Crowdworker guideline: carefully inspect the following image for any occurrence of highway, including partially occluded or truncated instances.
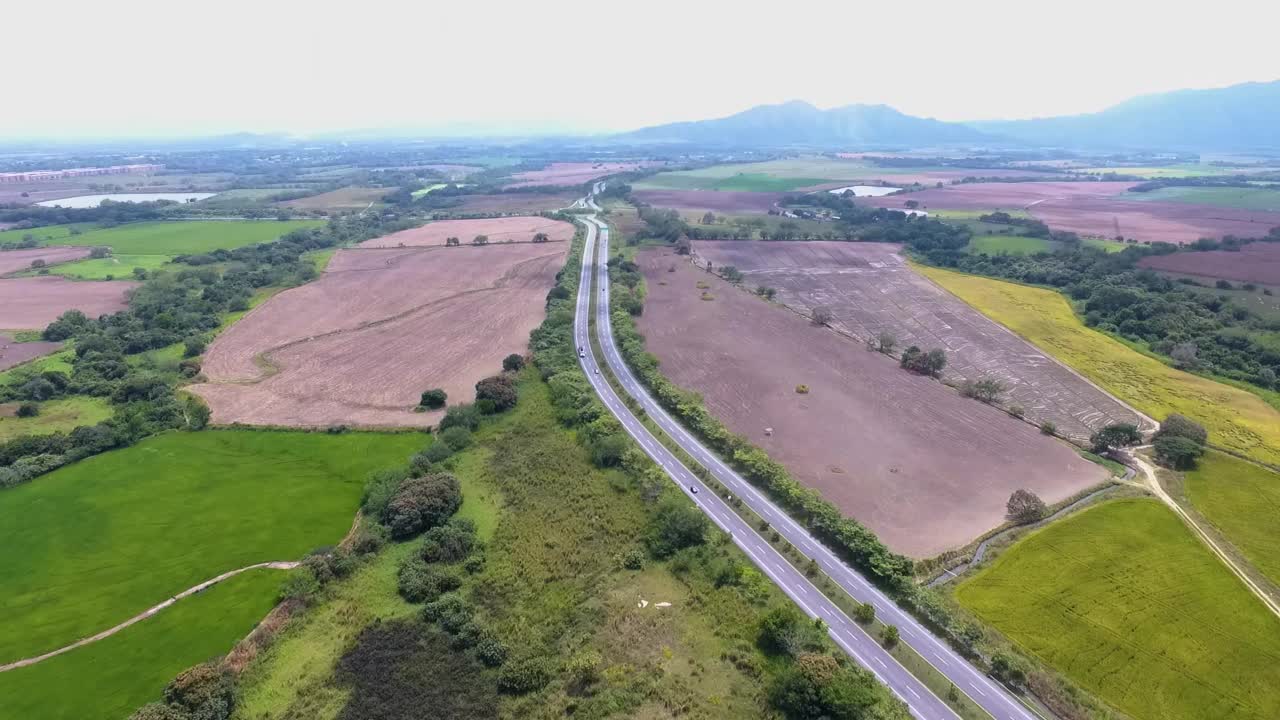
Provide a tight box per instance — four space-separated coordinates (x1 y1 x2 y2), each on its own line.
573 208 958 720
573 192 1041 720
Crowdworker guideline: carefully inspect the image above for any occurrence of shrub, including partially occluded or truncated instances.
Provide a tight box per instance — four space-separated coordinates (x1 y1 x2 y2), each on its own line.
397 558 462 603
128 704 188 720
419 388 447 409
759 606 820 656
1155 414 1207 445
1039 420 1057 435
351 523 388 555
1154 434 1205 470
1009 405 1025 418
475 375 518 412
1006 489 1047 524
361 467 411 520
183 337 206 358
900 346 947 376
163 662 234 719
421 441 453 464
475 635 509 667
854 602 876 624
497 658 552 695
881 624 900 648
991 652 1029 689
645 498 709 558
279 569 320 603
382 473 463 539
89 246 111 259
502 353 525 372
15 402 39 418
794 384 809 394
439 403 481 431
420 518 478 564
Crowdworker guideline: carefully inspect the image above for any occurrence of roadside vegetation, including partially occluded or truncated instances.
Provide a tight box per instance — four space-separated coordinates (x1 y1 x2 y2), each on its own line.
955 498 1280 720
916 265 1280 466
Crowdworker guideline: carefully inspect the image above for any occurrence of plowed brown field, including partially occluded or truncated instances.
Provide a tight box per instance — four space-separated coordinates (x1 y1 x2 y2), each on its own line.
0 333 62 372
868 182 1280 243
450 193 579 214
362 216 574 248
504 162 657 188
0 247 91 276
0 277 135 329
630 189 785 213
1137 242 1280 285
637 248 1107 556
190 242 568 429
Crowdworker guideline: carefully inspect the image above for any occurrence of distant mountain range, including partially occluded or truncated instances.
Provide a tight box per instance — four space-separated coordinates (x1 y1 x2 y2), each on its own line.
619 80 1280 151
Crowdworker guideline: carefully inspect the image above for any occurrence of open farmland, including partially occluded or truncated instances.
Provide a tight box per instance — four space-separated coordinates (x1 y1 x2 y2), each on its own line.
447 190 579 213
0 276 136 329
38 253 172 280
1125 185 1280 211
280 186 390 210
917 265 1280 466
0 568 284 720
22 220 323 256
1185 451 1280 586
871 182 1280 243
0 430 423 667
0 396 113 441
955 499 1280 720
503 161 657 188
362 215 574 247
636 249 1106 556
0 333 61 372
695 241 1143 443
630 189 786 214
0 247 91 276
191 240 568 428
1137 242 1280 285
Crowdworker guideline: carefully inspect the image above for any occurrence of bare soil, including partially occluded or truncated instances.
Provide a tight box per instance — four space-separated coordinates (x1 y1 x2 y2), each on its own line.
869 182 1280 243
361 216 574 248
504 161 659 188
190 242 567 428
0 247 91 277
694 241 1142 443
0 277 135 330
450 192 579 214
0 333 62 372
1137 243 1280 285
637 248 1107 557
630 189 785 214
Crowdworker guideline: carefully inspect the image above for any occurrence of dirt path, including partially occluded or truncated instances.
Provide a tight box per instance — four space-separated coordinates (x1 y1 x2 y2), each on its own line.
0 561 298 674
1124 449 1280 620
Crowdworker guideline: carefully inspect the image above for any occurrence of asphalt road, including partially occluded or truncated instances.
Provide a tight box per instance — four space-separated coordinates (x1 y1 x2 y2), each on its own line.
573 208 975 720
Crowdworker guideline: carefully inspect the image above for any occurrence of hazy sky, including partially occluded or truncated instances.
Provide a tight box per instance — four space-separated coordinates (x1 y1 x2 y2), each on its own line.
7 0 1279 138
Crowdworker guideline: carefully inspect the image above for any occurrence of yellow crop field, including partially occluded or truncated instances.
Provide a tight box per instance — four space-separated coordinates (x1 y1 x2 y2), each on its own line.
915 265 1280 467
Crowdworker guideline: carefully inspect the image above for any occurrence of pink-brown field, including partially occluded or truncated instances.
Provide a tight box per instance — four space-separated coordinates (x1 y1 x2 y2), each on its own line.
1138 242 1280 285
449 192 580 214
637 248 1107 556
503 161 660 188
0 277 135 329
0 333 62 372
868 182 1280 243
630 189 786 213
0 247 91 276
361 216 575 248
190 242 568 429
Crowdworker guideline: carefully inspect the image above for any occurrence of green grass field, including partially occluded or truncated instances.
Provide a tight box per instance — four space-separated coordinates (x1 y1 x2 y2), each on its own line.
38 253 172 280
955 499 1280 720
0 349 74 386
1078 164 1242 178
1122 185 1280 211
0 220 322 256
635 157 877 192
917 265 1280 466
1082 237 1129 253
0 429 425 664
0 569 284 720
0 396 113 441
410 183 448 198
1185 451 1280 586
966 234 1051 255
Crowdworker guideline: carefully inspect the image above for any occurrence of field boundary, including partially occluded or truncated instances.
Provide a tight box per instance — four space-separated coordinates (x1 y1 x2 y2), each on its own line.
0 561 298 674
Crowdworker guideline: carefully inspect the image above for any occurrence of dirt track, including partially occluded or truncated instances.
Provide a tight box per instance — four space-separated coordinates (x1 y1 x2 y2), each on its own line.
637 247 1107 557
191 242 567 428
0 276 135 329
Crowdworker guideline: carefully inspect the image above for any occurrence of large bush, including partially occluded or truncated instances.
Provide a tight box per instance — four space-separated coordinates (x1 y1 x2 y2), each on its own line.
420 518 478 564
1155 414 1207 445
382 473 463 539
645 498 709 558
475 375 518 413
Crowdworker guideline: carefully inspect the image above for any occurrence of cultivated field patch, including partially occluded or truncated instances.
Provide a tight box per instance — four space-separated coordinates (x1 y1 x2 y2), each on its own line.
0 333 62 372
38 253 172 280
1125 186 1280 211
955 498 1280 720
0 429 423 665
0 568 283 720
0 396 113 441
871 182 1280 243
1137 242 1280 286
190 241 568 428
695 241 1142 443
361 216 574 248
0 247 91 276
630 189 786 214
0 276 136 329
448 191 580 214
280 186 390 210
503 161 657 188
1185 451 1280 586
637 249 1106 556
25 220 323 256
917 265 1280 466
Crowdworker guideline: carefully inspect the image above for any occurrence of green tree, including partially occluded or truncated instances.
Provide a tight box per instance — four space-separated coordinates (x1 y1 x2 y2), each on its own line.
881 624 900 648
472 235 489 246
383 473 463 539
475 375 518 412
445 236 461 247
497 657 552 694
645 498 709 558
759 606 819 655
15 402 39 418
502 353 525 372
1090 423 1142 453
419 388 447 409
962 377 1006 403
1155 414 1207 445
1154 434 1205 470
1006 489 1047 524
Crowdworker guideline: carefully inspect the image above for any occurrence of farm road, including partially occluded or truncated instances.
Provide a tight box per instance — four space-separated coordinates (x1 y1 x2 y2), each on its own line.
0 562 298 674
